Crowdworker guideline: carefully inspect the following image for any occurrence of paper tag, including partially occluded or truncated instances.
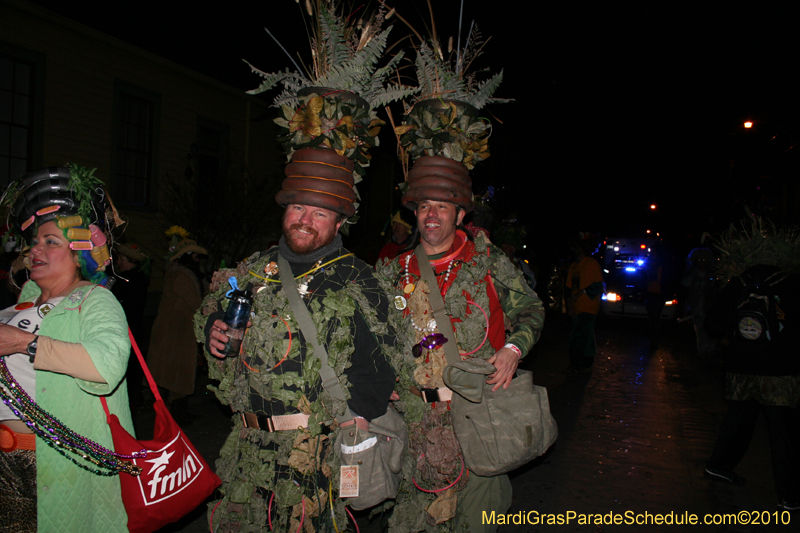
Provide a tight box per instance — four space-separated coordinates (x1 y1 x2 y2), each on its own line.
339 465 359 498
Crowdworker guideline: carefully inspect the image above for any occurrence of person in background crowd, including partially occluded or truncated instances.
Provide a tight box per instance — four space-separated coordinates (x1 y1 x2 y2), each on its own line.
705 264 800 511
146 227 206 425
681 247 716 357
565 234 603 373
644 243 666 350
494 217 537 291
108 242 150 411
377 209 417 262
0 225 21 310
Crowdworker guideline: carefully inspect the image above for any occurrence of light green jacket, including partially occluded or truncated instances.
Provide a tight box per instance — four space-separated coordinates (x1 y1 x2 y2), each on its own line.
18 282 133 532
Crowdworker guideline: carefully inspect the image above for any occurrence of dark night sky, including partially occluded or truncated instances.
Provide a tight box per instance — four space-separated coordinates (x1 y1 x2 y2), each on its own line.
25 0 800 250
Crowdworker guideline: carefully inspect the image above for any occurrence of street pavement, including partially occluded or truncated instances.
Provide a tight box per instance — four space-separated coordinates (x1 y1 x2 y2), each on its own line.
139 312 793 532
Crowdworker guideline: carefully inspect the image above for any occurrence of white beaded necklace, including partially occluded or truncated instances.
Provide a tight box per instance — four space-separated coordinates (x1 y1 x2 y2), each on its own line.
404 257 455 333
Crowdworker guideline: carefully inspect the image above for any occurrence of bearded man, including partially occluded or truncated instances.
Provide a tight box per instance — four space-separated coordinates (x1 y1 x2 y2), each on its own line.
377 164 545 533
195 153 397 532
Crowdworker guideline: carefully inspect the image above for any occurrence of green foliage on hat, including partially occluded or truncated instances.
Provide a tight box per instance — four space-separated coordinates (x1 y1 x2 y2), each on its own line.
245 0 417 111
67 163 104 226
710 212 800 284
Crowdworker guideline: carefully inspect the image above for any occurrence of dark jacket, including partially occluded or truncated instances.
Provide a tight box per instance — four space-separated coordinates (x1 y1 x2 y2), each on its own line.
706 264 800 376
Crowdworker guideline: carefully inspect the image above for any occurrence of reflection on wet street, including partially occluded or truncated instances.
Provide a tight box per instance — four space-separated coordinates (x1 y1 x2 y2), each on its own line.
508 314 785 532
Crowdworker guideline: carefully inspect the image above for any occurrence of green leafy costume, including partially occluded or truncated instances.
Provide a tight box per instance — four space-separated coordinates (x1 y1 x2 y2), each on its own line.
375 231 545 532
194 238 398 532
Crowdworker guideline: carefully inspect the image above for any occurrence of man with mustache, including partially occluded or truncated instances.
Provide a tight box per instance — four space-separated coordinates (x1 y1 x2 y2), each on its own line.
377 164 545 532
195 153 396 531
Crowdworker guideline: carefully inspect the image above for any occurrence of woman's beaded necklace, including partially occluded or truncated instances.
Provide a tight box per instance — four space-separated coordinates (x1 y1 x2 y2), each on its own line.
0 359 143 476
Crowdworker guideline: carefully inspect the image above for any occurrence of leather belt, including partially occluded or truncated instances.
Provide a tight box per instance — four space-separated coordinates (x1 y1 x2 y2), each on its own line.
411 386 453 403
0 424 36 452
240 412 310 432
339 416 370 431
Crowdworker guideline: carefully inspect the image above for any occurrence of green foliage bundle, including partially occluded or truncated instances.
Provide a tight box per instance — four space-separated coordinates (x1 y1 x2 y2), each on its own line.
396 97 491 169
247 1 415 111
710 213 800 284
390 15 511 169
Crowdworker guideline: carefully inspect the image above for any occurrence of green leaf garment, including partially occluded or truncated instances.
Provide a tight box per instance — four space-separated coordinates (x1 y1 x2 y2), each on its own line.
374 231 545 532
194 245 399 533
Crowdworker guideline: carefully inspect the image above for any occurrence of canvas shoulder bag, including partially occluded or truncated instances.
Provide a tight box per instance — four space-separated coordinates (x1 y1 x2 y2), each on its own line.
278 255 406 510
415 244 558 476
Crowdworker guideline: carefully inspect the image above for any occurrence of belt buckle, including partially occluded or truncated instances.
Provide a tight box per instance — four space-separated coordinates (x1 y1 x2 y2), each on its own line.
0 424 18 452
241 412 276 432
420 388 439 403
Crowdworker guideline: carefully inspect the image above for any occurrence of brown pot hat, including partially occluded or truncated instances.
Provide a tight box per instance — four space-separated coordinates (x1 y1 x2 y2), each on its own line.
275 147 357 217
401 156 474 212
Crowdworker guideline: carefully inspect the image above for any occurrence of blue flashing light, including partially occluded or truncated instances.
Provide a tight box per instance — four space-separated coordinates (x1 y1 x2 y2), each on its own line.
625 267 637 272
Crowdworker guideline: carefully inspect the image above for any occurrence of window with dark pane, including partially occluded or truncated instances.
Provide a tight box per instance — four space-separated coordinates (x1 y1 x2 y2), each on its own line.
0 54 34 186
115 91 153 205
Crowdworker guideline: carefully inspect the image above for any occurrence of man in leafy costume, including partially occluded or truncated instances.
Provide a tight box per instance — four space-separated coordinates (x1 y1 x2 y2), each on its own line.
376 166 545 532
194 163 397 532
703 216 800 511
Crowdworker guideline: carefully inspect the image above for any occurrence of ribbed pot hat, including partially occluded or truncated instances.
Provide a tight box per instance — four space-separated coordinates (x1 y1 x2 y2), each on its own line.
275 148 357 217
6 166 107 239
401 156 474 213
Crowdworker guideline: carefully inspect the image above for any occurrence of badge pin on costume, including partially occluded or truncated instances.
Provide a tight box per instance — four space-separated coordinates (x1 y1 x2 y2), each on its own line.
394 295 407 310
298 260 324 299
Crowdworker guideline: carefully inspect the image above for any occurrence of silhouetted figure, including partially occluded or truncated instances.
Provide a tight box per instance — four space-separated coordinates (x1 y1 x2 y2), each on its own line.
108 243 150 411
644 245 666 349
377 210 416 263
681 247 716 357
565 234 603 373
705 265 800 511
147 231 206 425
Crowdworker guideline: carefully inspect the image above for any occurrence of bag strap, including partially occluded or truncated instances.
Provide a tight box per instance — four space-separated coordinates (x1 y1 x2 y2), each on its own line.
277 254 353 425
414 244 462 367
101 327 162 416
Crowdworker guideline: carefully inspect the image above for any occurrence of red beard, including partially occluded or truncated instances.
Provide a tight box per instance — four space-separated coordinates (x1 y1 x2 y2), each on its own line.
284 223 322 254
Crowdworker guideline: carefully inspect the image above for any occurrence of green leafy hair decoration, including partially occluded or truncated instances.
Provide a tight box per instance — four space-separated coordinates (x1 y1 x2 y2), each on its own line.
66 163 105 226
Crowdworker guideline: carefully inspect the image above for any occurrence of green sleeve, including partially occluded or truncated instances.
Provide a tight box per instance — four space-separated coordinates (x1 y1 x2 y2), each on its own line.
489 247 545 357
585 281 604 300
73 288 131 395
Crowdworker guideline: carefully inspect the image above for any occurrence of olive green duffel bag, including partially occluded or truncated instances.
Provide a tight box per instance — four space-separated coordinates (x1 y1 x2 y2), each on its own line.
445 361 558 477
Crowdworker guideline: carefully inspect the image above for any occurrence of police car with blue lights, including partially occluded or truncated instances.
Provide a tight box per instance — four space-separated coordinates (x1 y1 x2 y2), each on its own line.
600 238 678 319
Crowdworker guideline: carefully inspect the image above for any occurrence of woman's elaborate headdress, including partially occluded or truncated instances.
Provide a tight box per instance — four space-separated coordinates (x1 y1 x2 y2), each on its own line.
1 165 123 285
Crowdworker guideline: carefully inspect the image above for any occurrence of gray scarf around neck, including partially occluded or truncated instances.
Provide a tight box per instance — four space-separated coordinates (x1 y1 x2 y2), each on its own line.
278 233 343 265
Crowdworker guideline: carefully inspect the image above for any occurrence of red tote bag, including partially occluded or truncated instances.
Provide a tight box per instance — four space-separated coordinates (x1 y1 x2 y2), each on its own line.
101 330 221 533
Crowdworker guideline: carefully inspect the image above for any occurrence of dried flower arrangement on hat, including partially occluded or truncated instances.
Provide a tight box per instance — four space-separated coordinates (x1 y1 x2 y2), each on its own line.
246 0 418 175
387 1 512 172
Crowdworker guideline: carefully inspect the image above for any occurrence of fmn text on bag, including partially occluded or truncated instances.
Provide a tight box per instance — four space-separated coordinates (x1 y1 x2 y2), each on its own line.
449 370 557 477
102 330 221 533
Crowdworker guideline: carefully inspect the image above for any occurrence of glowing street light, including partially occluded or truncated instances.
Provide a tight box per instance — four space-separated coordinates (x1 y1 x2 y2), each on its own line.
744 121 753 129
